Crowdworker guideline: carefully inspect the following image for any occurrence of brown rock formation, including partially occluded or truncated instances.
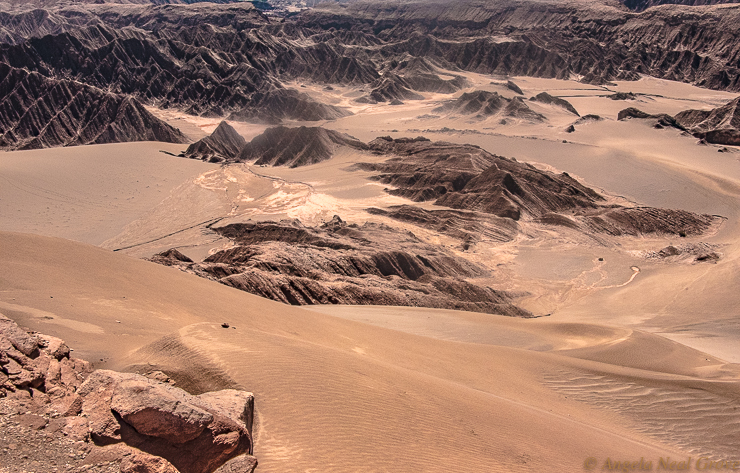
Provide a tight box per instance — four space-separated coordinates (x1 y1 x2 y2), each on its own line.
360 136 718 237
432 91 547 122
360 137 599 220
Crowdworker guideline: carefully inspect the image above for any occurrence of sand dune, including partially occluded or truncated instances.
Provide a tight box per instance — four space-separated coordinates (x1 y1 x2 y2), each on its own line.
3 231 738 471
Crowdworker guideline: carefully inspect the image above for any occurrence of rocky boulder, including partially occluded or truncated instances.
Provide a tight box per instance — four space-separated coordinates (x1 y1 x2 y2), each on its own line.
0 313 257 473
78 370 254 473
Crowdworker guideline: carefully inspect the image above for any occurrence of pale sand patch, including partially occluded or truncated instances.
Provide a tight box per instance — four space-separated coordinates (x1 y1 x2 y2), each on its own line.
0 142 215 245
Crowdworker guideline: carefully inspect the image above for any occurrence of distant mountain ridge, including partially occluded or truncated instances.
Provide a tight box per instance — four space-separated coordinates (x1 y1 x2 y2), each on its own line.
619 0 740 12
0 63 186 150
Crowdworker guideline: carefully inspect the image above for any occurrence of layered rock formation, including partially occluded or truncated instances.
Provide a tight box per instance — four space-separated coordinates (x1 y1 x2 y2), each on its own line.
0 63 187 150
0 313 256 473
237 126 367 167
185 121 246 163
675 96 740 145
152 216 533 317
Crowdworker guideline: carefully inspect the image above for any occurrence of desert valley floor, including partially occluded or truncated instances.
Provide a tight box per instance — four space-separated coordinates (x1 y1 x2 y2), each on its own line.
2 69 740 472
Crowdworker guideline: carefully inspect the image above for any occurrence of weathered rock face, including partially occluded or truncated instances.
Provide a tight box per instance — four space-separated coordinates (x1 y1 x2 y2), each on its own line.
185 121 246 163
236 126 367 167
1 313 90 402
503 97 547 122
151 216 534 317
0 313 256 473
78 370 253 473
0 63 187 150
675 96 740 145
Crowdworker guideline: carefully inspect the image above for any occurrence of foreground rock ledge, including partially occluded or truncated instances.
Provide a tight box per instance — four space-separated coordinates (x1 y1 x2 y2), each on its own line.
0 313 256 473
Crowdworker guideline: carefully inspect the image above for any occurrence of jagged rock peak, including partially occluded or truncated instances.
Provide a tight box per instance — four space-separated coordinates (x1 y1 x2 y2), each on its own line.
237 126 368 168
185 121 247 163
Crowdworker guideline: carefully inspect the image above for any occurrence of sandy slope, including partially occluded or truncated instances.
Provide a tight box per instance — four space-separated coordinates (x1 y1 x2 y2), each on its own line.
0 142 214 245
5 231 737 472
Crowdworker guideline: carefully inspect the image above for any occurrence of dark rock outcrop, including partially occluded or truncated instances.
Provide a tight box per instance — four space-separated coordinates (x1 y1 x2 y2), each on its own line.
367 205 519 245
149 248 194 266
360 137 598 221
0 63 187 150
185 121 246 163
609 92 639 101
227 89 350 124
531 92 580 116
506 80 524 95
432 91 508 118
432 91 546 122
237 126 367 167
504 97 547 122
574 114 605 125
360 136 719 236
0 313 256 473
618 107 686 130
675 96 740 145
356 73 424 104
